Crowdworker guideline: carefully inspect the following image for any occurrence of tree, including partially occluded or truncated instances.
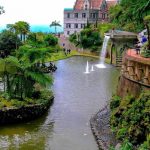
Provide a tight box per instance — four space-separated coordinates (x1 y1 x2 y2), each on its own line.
0 6 5 15
50 20 61 34
144 15 150 50
0 30 22 58
80 28 102 51
44 34 58 46
14 21 30 42
0 53 53 99
109 0 150 32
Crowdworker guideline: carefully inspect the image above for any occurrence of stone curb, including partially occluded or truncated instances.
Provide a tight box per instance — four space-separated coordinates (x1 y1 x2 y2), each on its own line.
90 105 118 150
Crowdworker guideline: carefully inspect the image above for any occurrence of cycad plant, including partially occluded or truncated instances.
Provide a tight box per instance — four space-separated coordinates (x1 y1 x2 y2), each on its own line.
0 49 53 100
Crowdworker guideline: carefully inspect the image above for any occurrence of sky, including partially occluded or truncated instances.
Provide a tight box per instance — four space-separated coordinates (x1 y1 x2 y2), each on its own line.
0 0 76 26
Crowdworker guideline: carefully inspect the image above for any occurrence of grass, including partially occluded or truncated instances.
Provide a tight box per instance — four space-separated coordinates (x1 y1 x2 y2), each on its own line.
46 50 111 64
46 50 78 62
0 90 53 109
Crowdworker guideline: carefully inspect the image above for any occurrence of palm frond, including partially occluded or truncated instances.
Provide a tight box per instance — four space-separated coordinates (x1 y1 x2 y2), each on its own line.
25 70 53 87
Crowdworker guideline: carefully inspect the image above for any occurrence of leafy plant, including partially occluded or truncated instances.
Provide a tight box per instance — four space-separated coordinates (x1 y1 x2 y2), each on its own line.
110 91 150 148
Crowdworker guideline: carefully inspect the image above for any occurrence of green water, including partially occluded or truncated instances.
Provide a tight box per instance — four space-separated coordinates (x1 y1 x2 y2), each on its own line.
0 56 119 150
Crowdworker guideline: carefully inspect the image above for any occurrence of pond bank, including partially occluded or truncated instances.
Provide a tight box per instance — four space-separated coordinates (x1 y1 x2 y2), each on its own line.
90 105 118 150
47 50 111 64
0 96 54 124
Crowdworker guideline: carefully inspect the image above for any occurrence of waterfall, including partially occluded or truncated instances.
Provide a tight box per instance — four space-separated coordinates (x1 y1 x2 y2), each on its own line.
95 36 110 68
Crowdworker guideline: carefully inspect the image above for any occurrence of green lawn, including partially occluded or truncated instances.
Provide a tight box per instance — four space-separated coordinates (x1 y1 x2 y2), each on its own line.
46 50 78 62
46 50 111 64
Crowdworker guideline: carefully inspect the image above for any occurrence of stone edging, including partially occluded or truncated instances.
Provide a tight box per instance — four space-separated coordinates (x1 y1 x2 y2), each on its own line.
90 105 118 150
122 74 150 88
0 96 54 125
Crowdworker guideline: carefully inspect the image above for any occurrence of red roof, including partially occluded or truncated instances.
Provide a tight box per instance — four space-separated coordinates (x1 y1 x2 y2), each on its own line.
74 0 117 10
74 0 84 10
107 0 118 9
90 0 103 9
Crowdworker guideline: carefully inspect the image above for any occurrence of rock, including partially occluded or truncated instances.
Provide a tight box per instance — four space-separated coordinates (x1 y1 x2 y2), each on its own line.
115 143 121 150
90 105 118 150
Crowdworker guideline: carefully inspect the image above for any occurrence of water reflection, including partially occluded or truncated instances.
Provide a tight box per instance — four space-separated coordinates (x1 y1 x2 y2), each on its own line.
0 56 119 150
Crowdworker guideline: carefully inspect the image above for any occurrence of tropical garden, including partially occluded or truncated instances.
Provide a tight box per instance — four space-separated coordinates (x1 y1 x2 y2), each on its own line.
68 0 150 149
0 20 68 115
107 1 150 149
69 0 150 58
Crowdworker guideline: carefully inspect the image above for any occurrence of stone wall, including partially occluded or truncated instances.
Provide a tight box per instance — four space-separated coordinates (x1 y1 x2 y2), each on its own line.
0 97 54 124
117 51 150 98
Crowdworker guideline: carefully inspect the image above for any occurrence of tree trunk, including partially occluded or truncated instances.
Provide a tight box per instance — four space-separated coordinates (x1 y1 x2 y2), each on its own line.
6 73 10 94
23 34 25 42
55 26 57 34
145 24 150 50
20 77 23 100
3 76 6 92
20 34 23 41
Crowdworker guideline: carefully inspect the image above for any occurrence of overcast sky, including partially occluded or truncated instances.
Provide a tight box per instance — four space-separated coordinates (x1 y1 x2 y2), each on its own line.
0 0 76 26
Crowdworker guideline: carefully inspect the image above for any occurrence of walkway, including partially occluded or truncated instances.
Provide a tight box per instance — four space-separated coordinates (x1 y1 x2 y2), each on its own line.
126 49 150 65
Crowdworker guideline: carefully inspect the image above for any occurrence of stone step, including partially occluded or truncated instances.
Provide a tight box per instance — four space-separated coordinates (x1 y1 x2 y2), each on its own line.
116 60 122 62
116 56 122 58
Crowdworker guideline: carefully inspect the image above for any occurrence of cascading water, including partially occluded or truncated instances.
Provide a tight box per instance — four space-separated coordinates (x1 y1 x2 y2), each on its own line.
95 36 110 68
84 61 90 74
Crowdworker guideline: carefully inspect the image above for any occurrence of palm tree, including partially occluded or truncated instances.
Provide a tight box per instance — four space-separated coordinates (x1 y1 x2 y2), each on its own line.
50 20 61 34
0 53 53 99
144 15 150 50
0 6 5 15
6 24 16 33
14 21 30 42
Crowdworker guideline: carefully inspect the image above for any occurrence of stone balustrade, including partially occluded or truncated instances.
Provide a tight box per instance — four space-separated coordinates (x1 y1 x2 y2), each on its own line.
122 50 150 87
117 49 150 98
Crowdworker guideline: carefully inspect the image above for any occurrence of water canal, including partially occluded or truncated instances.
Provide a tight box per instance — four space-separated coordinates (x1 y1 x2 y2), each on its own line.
0 56 119 150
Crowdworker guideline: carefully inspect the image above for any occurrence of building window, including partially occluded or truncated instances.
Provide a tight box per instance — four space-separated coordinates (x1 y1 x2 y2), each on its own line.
93 13 97 19
90 13 92 18
67 31 70 35
74 13 78 18
102 13 105 19
90 13 98 19
67 13 70 18
74 23 78 28
81 24 85 28
85 4 88 10
66 23 71 28
82 13 86 18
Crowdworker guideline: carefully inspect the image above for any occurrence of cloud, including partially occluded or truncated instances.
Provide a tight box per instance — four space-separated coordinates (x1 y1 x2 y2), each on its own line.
0 0 75 26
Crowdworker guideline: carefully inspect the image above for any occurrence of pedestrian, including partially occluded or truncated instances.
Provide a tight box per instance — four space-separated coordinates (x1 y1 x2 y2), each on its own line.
135 41 142 54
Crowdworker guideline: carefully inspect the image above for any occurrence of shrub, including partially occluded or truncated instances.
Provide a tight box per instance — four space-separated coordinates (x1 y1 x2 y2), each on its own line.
110 95 121 110
110 90 150 147
44 34 58 46
11 99 26 108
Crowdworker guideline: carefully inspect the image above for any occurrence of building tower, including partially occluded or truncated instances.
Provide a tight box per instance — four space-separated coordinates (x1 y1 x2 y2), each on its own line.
83 0 90 10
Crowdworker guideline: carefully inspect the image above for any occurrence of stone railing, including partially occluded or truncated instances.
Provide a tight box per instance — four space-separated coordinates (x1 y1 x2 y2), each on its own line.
117 50 150 98
121 51 150 87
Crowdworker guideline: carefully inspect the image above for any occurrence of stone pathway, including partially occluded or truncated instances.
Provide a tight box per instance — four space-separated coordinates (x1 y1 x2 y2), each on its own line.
58 34 76 50
127 49 150 62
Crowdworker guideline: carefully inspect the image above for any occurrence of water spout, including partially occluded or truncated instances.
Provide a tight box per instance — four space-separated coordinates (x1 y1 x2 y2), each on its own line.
95 36 110 68
85 61 90 74
91 65 94 71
